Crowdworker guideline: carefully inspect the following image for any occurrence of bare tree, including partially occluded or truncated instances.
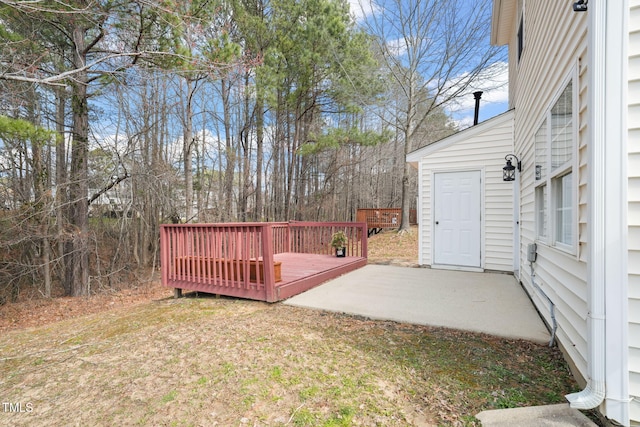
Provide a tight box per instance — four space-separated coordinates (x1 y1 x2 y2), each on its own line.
356 0 504 231
0 0 224 295
0 0 484 304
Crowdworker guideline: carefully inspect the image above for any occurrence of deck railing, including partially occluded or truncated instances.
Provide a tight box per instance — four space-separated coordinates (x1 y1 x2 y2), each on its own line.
160 221 367 302
286 222 367 257
356 208 417 230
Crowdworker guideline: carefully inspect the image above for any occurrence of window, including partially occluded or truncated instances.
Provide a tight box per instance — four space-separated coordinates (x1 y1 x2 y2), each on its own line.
550 82 573 169
534 80 575 252
535 184 547 239
517 15 524 62
517 1 525 62
554 172 573 246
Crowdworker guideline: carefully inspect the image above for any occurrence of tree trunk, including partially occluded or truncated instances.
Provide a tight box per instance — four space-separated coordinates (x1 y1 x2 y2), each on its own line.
255 95 264 221
65 27 90 297
399 163 412 232
55 86 68 294
221 79 236 221
183 78 194 222
398 87 416 232
30 117 52 297
240 73 252 221
271 96 284 220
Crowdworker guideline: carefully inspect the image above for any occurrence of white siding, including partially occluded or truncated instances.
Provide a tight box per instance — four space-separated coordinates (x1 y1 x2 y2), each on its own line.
629 1 640 423
415 111 515 272
509 1 590 383
494 1 639 424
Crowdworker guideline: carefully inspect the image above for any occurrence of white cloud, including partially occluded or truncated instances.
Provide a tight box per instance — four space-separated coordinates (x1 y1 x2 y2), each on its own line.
453 115 475 130
444 61 509 128
348 0 379 22
384 37 408 57
445 62 509 110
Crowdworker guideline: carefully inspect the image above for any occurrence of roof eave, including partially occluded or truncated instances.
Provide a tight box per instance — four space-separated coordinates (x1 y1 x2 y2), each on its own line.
491 0 517 46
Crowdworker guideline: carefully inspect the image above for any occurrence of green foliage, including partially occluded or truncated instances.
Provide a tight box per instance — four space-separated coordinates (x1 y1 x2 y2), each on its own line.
161 390 178 403
142 0 243 74
0 24 23 42
330 230 348 249
203 32 242 66
0 116 53 146
249 0 382 114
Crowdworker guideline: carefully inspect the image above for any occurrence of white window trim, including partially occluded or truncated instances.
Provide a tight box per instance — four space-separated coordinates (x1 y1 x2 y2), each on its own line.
534 69 579 256
551 169 574 252
535 183 547 240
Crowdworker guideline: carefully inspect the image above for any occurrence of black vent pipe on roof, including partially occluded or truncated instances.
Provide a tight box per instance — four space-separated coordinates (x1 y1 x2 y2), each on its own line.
473 91 483 126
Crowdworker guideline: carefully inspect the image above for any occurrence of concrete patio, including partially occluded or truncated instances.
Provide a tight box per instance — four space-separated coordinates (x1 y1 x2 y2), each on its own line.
284 264 551 344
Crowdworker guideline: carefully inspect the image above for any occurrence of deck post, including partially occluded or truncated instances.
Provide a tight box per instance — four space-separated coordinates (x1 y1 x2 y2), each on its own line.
160 225 169 287
261 223 277 302
359 222 368 257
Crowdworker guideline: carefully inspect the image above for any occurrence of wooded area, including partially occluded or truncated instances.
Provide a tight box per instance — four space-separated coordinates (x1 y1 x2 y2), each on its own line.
0 0 501 301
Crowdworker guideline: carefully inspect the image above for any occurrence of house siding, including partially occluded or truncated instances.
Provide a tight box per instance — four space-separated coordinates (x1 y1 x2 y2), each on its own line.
493 1 638 424
629 1 640 423
415 112 514 272
510 1 590 383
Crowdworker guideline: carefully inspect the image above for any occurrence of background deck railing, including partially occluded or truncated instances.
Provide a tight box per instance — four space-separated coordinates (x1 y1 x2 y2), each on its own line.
356 208 417 232
160 221 367 302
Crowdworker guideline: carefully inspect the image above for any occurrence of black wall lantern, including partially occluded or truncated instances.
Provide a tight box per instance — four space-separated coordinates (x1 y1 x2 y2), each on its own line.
503 154 521 182
573 0 587 12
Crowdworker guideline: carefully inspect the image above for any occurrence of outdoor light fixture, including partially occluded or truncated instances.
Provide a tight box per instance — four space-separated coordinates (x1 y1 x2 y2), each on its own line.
503 154 521 182
573 0 587 12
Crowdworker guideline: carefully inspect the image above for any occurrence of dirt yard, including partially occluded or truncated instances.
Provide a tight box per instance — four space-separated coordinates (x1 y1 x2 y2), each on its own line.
0 227 582 426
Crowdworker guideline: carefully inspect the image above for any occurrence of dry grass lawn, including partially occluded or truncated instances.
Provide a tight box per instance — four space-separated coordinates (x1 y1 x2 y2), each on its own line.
0 226 585 426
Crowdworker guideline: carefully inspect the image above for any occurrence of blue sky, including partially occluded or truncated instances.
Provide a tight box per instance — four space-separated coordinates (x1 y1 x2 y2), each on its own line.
445 61 510 128
348 0 510 129
89 0 509 160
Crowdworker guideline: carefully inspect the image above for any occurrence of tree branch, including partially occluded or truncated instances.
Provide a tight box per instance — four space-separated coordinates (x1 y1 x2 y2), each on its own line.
0 52 143 86
88 172 130 206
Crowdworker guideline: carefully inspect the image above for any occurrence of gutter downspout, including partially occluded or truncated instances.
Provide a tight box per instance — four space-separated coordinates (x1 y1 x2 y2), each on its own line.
567 3 629 424
565 0 607 410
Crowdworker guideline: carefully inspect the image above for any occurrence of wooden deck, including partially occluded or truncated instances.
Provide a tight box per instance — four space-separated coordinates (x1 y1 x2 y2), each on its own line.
272 253 367 300
160 222 367 302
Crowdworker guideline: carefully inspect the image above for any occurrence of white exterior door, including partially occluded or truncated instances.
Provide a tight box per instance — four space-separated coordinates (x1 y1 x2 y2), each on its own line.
433 171 481 267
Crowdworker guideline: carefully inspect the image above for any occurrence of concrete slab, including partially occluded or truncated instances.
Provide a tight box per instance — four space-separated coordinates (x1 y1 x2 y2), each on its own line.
476 403 597 426
283 264 550 344
285 266 594 426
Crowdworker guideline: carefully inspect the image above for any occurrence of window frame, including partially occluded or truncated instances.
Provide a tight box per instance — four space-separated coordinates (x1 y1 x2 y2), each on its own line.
552 170 573 250
533 72 578 255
